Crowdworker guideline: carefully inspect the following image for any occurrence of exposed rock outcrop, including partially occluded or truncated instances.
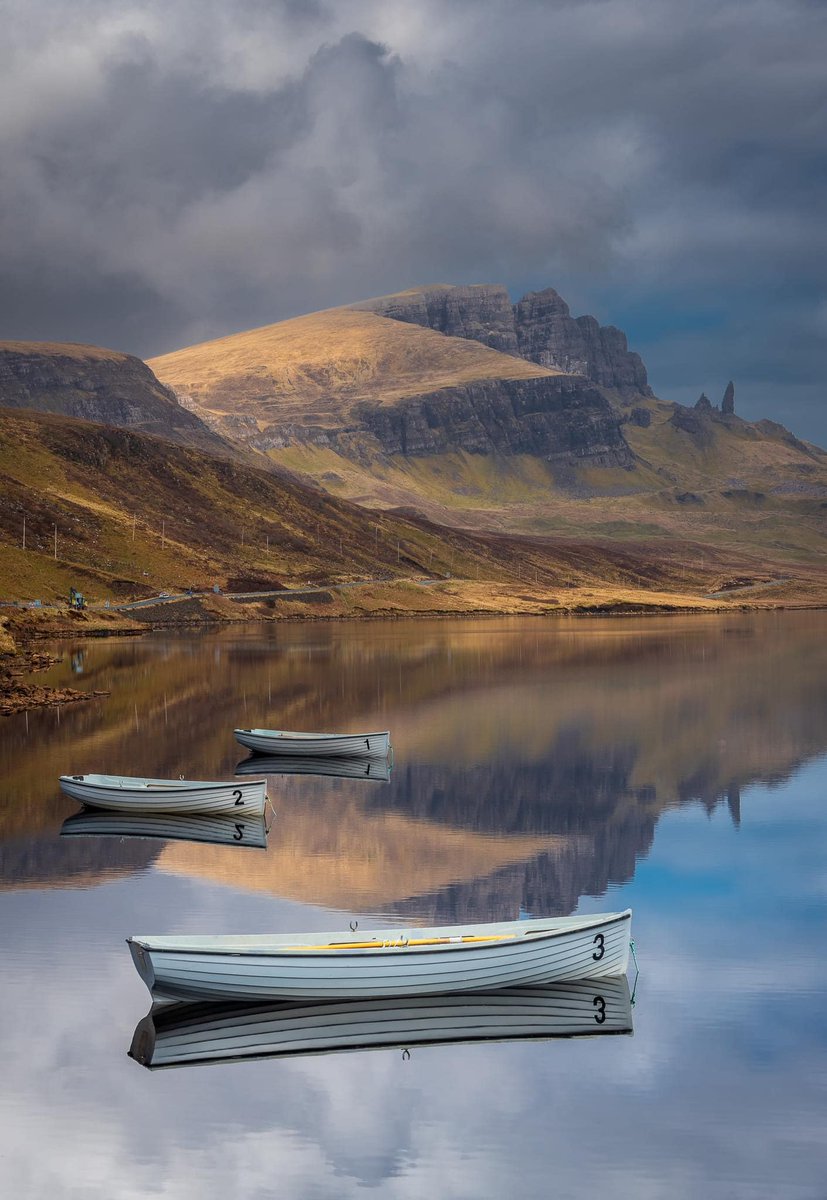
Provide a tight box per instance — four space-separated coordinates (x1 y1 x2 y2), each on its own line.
357 283 652 397
356 284 520 355
695 392 713 412
358 377 632 464
0 342 220 448
513 288 652 396
669 403 715 446
722 380 735 414
251 375 633 467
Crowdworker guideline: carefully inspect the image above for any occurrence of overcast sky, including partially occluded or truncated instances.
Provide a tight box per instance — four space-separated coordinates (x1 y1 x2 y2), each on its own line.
1 0 825 440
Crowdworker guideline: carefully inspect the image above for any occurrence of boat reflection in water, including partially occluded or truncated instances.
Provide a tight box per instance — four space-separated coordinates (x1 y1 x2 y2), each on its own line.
60 810 269 850
129 977 633 1069
235 755 392 782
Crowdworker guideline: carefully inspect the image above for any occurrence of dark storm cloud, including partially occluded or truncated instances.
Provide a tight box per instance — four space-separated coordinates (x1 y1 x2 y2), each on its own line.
0 0 825 436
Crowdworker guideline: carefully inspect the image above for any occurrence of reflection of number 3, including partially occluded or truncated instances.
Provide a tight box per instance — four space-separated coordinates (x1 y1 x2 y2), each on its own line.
592 933 605 961
233 789 243 806
593 995 606 1024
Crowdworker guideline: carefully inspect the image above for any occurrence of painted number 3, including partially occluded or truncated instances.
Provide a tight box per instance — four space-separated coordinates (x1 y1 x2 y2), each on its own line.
593 995 606 1024
592 932 605 961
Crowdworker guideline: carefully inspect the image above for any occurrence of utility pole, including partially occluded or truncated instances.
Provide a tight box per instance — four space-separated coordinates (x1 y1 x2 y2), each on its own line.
161 520 165 550
22 515 25 551
53 524 57 560
132 513 136 542
266 534 269 553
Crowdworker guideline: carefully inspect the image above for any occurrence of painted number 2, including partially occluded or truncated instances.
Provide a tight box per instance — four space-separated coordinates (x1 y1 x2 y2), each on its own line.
592 933 605 961
593 995 606 1024
233 788 243 806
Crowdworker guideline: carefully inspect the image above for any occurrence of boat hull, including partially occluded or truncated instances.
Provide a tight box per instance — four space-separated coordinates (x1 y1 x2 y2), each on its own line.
128 912 632 1002
130 978 633 1069
234 729 391 759
59 775 267 816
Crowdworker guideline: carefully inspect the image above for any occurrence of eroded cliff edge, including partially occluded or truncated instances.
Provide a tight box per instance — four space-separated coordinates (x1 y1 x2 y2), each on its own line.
355 283 652 398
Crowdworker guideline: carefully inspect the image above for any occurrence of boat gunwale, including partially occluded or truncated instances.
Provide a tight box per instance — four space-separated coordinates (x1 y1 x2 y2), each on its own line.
129 912 631 958
60 775 267 793
234 728 390 741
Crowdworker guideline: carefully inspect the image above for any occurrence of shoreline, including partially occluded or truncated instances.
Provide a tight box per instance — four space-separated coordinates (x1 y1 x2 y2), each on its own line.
2 580 826 716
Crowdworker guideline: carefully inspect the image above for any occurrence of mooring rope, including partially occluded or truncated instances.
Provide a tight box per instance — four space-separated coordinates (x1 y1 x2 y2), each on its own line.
629 938 640 1006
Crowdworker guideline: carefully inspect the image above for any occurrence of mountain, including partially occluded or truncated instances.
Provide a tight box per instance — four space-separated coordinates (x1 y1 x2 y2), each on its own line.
148 286 827 563
6 401 824 618
1 405 765 611
147 301 631 468
0 340 226 452
0 406 475 601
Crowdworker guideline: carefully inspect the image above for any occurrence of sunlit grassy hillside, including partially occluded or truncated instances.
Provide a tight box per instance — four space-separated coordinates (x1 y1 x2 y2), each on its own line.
4 407 821 613
148 305 558 427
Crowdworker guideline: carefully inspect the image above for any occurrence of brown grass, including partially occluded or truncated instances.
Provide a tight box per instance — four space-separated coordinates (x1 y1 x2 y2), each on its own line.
148 306 558 426
0 340 127 362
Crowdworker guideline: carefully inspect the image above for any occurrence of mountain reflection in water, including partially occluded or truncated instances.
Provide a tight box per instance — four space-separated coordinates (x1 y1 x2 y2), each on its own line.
1 613 826 921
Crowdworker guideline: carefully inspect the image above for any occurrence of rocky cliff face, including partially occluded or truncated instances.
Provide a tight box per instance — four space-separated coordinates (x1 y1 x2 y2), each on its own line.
514 288 651 395
250 374 633 467
357 284 520 355
357 283 652 397
357 375 632 464
0 342 219 447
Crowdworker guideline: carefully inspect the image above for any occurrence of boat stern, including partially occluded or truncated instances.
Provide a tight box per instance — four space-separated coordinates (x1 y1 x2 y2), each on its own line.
615 911 633 977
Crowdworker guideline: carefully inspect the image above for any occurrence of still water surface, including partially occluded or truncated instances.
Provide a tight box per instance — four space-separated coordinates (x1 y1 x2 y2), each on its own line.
1 613 826 1197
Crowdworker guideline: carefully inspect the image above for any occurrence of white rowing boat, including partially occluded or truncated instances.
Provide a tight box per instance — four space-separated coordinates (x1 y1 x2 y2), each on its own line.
234 728 391 759
60 809 268 849
129 978 633 1069
59 773 267 816
127 911 632 1002
235 754 392 782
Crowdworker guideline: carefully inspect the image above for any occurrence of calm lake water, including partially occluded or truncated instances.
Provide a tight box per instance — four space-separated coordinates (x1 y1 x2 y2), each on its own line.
1 612 826 1198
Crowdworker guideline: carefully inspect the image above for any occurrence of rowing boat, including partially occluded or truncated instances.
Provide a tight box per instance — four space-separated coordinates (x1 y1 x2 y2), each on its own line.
127 911 632 1002
59 773 267 816
60 809 268 849
129 978 633 1069
234 728 391 759
235 754 391 781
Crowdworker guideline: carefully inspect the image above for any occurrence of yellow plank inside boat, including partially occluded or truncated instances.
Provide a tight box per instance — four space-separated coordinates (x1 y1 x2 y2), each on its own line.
282 933 520 952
